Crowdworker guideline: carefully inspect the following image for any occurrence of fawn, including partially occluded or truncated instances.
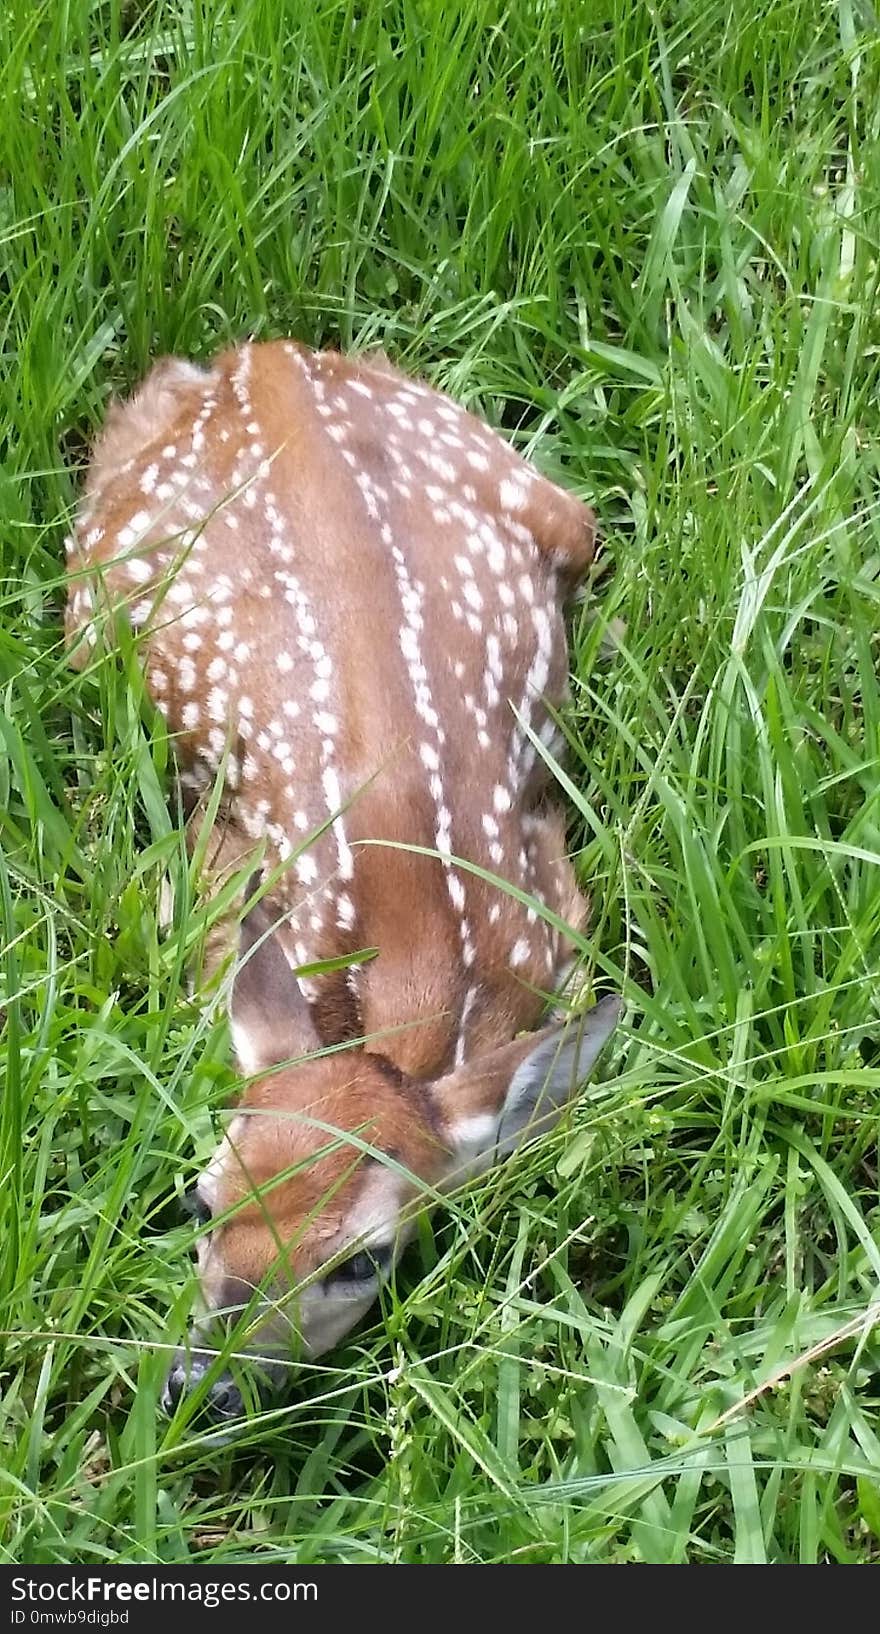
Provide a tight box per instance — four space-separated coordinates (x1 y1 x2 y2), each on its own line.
65 340 620 1421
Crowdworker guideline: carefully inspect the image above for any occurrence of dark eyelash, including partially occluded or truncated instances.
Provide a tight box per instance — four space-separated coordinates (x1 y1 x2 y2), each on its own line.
324 1245 392 1286
182 1186 212 1226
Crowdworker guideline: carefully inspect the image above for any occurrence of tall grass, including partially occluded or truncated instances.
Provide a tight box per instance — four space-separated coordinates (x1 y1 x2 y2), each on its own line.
1 0 879 1564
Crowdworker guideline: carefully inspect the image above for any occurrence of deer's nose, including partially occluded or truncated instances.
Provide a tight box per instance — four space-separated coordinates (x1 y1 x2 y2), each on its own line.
161 1351 243 1422
204 1373 244 1420
162 1359 188 1414
162 1349 208 1414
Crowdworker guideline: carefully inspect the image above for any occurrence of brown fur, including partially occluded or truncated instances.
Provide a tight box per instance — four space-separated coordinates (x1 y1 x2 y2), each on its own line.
66 339 601 1339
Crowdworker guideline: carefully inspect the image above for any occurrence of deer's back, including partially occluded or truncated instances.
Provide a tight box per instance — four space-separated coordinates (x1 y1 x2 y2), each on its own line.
66 341 595 1075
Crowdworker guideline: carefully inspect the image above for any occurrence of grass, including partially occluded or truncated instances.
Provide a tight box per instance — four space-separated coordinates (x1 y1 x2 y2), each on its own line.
1 0 880 1565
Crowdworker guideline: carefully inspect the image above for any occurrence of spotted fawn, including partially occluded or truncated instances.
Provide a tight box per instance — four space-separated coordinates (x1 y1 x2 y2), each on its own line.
65 340 620 1419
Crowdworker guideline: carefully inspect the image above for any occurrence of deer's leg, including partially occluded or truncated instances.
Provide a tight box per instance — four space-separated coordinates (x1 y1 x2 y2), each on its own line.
523 807 591 1006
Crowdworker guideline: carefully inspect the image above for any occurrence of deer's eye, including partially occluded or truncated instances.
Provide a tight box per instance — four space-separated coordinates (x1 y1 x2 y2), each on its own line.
182 1186 212 1227
324 1245 392 1288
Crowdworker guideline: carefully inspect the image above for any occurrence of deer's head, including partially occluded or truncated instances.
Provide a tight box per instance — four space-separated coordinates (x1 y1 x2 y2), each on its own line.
162 893 620 1421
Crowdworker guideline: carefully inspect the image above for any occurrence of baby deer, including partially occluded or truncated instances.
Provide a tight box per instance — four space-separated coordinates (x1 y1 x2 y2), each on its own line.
65 340 620 1421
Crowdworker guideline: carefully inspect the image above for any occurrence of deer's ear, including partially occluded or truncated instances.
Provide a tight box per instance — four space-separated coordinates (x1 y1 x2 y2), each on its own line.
432 996 622 1178
229 893 319 1075
494 995 621 1155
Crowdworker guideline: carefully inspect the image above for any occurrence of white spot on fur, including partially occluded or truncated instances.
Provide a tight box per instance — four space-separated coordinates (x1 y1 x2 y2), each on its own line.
500 478 527 512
